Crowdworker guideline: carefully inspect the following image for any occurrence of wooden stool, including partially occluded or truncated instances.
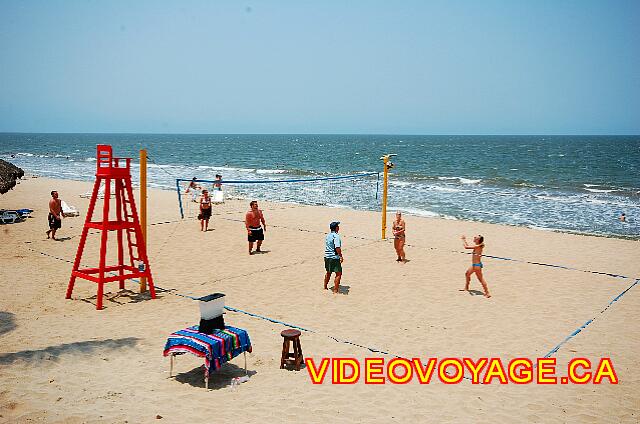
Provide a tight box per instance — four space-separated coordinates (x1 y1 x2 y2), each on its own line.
280 329 304 371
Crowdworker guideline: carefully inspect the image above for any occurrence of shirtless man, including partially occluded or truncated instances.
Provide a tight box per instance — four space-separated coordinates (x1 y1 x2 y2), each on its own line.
199 189 212 232
460 234 491 298
46 190 63 240
245 200 266 254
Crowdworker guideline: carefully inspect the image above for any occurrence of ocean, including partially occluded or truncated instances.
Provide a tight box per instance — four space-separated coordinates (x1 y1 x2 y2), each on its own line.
1 133 638 239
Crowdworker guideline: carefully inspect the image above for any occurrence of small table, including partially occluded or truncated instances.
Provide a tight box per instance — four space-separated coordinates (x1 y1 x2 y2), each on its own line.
163 325 252 389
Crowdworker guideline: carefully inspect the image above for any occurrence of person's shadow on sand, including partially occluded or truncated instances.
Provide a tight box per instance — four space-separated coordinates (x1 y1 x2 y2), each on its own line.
336 285 350 295
0 311 16 337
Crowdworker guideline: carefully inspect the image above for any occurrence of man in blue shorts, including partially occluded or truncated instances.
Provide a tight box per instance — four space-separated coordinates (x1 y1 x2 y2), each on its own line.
324 221 344 293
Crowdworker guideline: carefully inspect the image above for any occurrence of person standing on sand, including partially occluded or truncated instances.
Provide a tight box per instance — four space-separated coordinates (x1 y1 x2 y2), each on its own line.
392 211 406 262
186 177 201 202
460 234 491 298
324 221 344 294
213 174 223 191
46 190 63 240
199 189 212 232
245 200 266 254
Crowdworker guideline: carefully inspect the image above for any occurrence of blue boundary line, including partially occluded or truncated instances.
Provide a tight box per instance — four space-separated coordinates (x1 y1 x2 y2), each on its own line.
483 254 630 279
542 278 639 358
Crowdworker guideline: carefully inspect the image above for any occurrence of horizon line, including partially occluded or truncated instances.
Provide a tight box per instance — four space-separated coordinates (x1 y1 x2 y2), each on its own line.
1 131 639 137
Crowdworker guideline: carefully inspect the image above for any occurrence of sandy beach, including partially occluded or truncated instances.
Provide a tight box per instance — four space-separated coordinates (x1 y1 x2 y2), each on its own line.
1 176 638 423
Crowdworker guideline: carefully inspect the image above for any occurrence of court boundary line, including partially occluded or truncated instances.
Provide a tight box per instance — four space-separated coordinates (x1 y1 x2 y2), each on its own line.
23 244 639 384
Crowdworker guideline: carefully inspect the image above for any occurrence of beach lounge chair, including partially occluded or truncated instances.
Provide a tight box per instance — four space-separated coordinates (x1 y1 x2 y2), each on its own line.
0 210 21 224
16 208 33 219
211 190 225 204
80 183 104 199
61 201 79 217
80 183 113 199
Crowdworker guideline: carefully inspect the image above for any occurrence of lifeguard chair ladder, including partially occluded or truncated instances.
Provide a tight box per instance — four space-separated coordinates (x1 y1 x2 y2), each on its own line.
66 145 156 310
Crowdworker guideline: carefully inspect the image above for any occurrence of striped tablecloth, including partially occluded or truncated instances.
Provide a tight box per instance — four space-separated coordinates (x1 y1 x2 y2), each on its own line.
163 325 252 376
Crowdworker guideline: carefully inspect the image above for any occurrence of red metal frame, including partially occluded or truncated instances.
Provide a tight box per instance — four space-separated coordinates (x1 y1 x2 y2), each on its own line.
66 145 156 310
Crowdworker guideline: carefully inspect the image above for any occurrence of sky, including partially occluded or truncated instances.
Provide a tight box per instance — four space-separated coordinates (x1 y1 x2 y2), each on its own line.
0 0 639 134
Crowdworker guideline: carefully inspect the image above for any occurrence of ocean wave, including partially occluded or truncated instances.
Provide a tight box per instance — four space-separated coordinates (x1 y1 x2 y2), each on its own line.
584 188 615 193
514 182 542 188
389 181 415 187
526 224 559 232
147 163 175 168
391 206 457 220
459 178 481 184
533 194 580 204
437 176 481 184
429 185 465 193
255 169 288 174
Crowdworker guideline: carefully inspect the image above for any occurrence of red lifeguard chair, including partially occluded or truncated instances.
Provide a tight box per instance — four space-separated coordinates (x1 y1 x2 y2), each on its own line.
66 145 156 310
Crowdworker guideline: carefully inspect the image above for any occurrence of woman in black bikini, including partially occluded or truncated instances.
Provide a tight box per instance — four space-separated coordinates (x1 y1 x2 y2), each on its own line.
392 211 406 262
199 189 212 231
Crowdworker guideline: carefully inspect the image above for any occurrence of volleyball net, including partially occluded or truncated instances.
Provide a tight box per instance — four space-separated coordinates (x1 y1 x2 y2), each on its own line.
175 173 380 219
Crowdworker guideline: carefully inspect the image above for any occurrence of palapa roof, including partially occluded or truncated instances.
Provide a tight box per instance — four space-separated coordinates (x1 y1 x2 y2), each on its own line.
0 159 25 194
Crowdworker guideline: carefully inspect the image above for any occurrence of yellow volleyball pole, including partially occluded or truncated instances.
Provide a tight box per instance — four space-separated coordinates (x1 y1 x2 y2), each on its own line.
139 149 147 293
380 154 396 239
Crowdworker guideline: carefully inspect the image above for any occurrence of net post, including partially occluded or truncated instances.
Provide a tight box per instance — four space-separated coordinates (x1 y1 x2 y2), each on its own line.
139 149 147 293
380 154 396 239
176 179 184 219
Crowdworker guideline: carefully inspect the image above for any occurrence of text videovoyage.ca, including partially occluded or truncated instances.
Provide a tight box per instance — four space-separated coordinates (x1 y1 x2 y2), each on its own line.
305 357 618 385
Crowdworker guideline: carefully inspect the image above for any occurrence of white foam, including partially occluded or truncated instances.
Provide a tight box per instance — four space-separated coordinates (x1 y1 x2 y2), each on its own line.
459 178 481 184
437 176 481 184
256 169 287 174
389 181 414 187
429 185 464 193
534 194 578 204
391 206 457 220
585 188 614 193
